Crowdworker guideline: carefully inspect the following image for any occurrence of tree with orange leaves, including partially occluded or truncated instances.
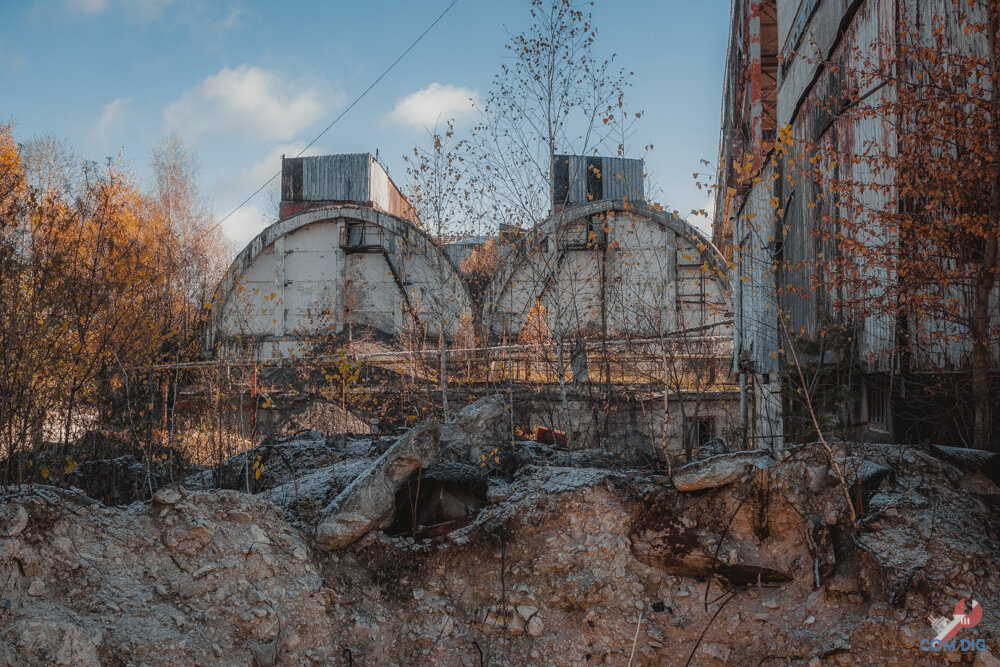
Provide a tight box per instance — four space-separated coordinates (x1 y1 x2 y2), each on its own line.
795 0 1000 448
0 123 224 473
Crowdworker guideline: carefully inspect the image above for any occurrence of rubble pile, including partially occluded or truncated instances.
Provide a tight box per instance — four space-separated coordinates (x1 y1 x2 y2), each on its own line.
1 396 998 665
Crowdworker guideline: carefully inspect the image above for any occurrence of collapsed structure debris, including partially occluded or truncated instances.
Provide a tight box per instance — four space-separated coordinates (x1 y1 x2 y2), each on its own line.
1 397 998 665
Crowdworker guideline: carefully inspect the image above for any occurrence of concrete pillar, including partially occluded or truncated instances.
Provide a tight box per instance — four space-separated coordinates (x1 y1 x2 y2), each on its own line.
664 231 677 330
274 236 285 338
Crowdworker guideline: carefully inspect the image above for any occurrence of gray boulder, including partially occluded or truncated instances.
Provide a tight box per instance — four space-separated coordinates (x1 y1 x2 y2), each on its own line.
315 420 441 550
930 444 997 471
604 429 662 463
697 437 727 460
673 450 773 492
439 396 512 469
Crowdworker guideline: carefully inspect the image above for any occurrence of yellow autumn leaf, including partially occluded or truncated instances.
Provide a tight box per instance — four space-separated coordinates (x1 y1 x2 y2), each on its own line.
40 465 50 479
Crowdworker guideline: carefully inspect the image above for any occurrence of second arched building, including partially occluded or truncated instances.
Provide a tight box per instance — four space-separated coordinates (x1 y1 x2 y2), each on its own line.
485 156 732 343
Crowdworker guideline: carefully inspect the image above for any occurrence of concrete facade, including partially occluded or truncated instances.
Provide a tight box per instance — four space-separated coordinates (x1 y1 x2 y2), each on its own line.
208 152 743 457
486 200 733 342
209 203 473 359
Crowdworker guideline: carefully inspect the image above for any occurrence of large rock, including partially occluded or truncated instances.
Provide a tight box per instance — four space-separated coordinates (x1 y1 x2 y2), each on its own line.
0 489 334 665
315 420 441 550
438 395 512 469
0 503 28 538
930 444 997 471
672 450 773 492
604 429 662 463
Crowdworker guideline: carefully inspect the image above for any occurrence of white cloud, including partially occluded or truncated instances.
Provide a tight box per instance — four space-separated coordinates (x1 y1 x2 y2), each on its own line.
686 195 716 237
90 97 131 143
63 0 109 13
386 82 479 129
221 203 268 250
214 143 323 247
218 6 243 31
164 65 340 142
216 142 321 201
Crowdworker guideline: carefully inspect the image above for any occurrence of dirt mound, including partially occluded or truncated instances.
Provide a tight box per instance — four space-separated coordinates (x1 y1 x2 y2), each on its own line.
1 429 998 665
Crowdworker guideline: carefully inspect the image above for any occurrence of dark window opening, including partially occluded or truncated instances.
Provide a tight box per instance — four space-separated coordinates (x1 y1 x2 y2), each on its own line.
685 417 714 450
866 377 889 430
340 222 384 252
561 217 606 250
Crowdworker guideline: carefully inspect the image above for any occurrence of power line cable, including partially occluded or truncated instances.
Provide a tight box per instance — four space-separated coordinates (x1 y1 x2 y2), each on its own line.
211 0 462 234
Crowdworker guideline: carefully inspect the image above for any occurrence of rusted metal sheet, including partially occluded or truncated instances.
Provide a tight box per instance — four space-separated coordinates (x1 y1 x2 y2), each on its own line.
280 153 418 226
748 0 764 167
777 0 861 128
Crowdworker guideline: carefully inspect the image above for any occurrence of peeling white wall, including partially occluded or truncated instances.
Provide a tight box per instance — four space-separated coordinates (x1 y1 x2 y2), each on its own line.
487 202 733 342
211 206 472 359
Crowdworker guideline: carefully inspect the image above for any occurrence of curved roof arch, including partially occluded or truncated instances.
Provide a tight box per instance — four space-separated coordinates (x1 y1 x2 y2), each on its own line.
491 200 732 306
213 204 471 311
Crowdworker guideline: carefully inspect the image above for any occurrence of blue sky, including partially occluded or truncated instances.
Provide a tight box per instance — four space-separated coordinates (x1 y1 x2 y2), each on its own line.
0 0 731 251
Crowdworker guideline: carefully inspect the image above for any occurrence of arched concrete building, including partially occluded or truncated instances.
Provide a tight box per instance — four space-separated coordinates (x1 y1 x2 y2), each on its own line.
208 156 473 359
486 200 733 341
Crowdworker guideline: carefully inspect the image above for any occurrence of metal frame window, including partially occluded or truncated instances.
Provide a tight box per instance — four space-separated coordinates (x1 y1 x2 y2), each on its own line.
866 376 889 431
561 217 607 250
685 416 715 450
340 222 384 252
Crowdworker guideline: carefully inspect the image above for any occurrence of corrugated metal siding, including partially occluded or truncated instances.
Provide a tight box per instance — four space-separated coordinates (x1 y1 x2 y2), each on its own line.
899 0 996 370
777 0 860 128
554 154 643 206
300 154 370 202
602 157 644 202
734 160 781 374
568 156 587 204
770 0 898 370
777 0 803 50
279 153 419 226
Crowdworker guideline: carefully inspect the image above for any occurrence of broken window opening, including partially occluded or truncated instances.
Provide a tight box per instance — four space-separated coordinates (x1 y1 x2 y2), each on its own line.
685 416 715 451
866 376 889 431
340 222 385 253
561 217 607 250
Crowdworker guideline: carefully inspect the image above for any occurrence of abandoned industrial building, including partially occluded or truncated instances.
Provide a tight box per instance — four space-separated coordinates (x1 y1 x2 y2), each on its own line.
208 154 474 359
714 0 1000 447
6 0 1000 664
207 152 740 457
